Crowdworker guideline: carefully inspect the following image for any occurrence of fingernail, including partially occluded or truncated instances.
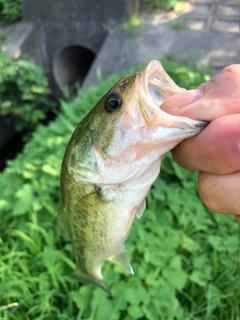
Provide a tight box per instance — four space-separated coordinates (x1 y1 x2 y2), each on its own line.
161 88 202 112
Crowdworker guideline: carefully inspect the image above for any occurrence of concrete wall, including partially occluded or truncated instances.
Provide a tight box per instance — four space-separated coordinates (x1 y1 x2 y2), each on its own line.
20 0 135 95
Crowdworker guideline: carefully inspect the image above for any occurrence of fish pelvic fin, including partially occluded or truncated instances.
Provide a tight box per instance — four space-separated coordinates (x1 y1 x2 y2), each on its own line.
108 246 134 275
76 268 112 296
57 207 70 241
136 199 146 219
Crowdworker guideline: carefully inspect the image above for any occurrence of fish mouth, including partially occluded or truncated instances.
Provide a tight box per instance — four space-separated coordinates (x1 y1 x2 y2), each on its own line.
142 60 184 109
137 60 207 130
136 60 185 127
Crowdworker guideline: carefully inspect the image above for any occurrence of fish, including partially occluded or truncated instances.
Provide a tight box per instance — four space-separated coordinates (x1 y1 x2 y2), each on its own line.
57 60 207 295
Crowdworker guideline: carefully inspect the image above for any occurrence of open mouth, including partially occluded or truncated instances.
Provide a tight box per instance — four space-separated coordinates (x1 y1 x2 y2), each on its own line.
137 60 208 130
143 60 185 109
136 60 185 126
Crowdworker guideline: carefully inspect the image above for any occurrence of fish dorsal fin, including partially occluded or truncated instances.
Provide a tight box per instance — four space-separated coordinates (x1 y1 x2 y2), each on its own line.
136 199 146 219
108 246 134 274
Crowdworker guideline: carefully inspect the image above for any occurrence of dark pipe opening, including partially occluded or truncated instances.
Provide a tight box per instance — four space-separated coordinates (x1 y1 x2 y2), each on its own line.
53 45 95 94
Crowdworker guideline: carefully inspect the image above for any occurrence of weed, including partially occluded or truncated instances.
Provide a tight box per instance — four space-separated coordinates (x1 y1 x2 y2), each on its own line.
121 14 145 36
0 61 239 319
0 0 21 25
0 33 6 41
171 20 187 30
0 53 54 131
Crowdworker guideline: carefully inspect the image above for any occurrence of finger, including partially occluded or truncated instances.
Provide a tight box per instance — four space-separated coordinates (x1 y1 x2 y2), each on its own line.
161 65 240 121
198 171 240 216
171 114 240 174
234 215 240 225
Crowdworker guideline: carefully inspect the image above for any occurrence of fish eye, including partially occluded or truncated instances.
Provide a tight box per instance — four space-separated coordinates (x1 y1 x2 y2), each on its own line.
104 92 122 113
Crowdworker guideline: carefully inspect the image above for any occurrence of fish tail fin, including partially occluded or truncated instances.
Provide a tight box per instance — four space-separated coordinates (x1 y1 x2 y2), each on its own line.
76 268 112 296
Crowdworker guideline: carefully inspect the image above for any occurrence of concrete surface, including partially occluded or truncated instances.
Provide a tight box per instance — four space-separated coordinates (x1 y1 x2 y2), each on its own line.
0 0 135 97
1 0 240 93
0 22 43 65
20 0 134 96
82 0 240 90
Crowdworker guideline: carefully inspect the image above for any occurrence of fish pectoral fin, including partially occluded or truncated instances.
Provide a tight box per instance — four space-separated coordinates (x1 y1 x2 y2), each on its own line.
76 268 112 296
108 246 134 275
135 199 146 219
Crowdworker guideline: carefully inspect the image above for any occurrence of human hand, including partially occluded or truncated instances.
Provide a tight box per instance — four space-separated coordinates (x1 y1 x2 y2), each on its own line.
161 65 240 224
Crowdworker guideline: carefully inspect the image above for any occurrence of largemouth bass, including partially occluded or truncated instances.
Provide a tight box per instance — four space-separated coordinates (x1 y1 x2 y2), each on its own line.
58 60 207 295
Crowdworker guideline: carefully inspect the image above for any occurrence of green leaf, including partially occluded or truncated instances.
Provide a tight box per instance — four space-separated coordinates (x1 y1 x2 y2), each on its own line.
125 285 149 305
70 286 92 311
161 256 188 290
180 234 200 252
12 183 34 215
42 164 59 176
31 86 49 94
128 304 144 318
224 235 239 254
163 266 188 291
0 199 7 209
189 270 208 287
142 303 159 320
208 235 224 252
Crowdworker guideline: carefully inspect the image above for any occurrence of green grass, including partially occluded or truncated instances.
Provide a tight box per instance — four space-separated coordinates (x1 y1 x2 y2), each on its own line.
0 59 239 319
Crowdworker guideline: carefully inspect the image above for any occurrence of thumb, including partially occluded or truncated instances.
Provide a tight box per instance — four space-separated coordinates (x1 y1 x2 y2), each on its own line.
161 65 240 121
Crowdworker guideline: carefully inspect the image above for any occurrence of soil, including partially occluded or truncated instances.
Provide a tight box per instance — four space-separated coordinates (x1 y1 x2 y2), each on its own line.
0 132 25 171
0 108 58 172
